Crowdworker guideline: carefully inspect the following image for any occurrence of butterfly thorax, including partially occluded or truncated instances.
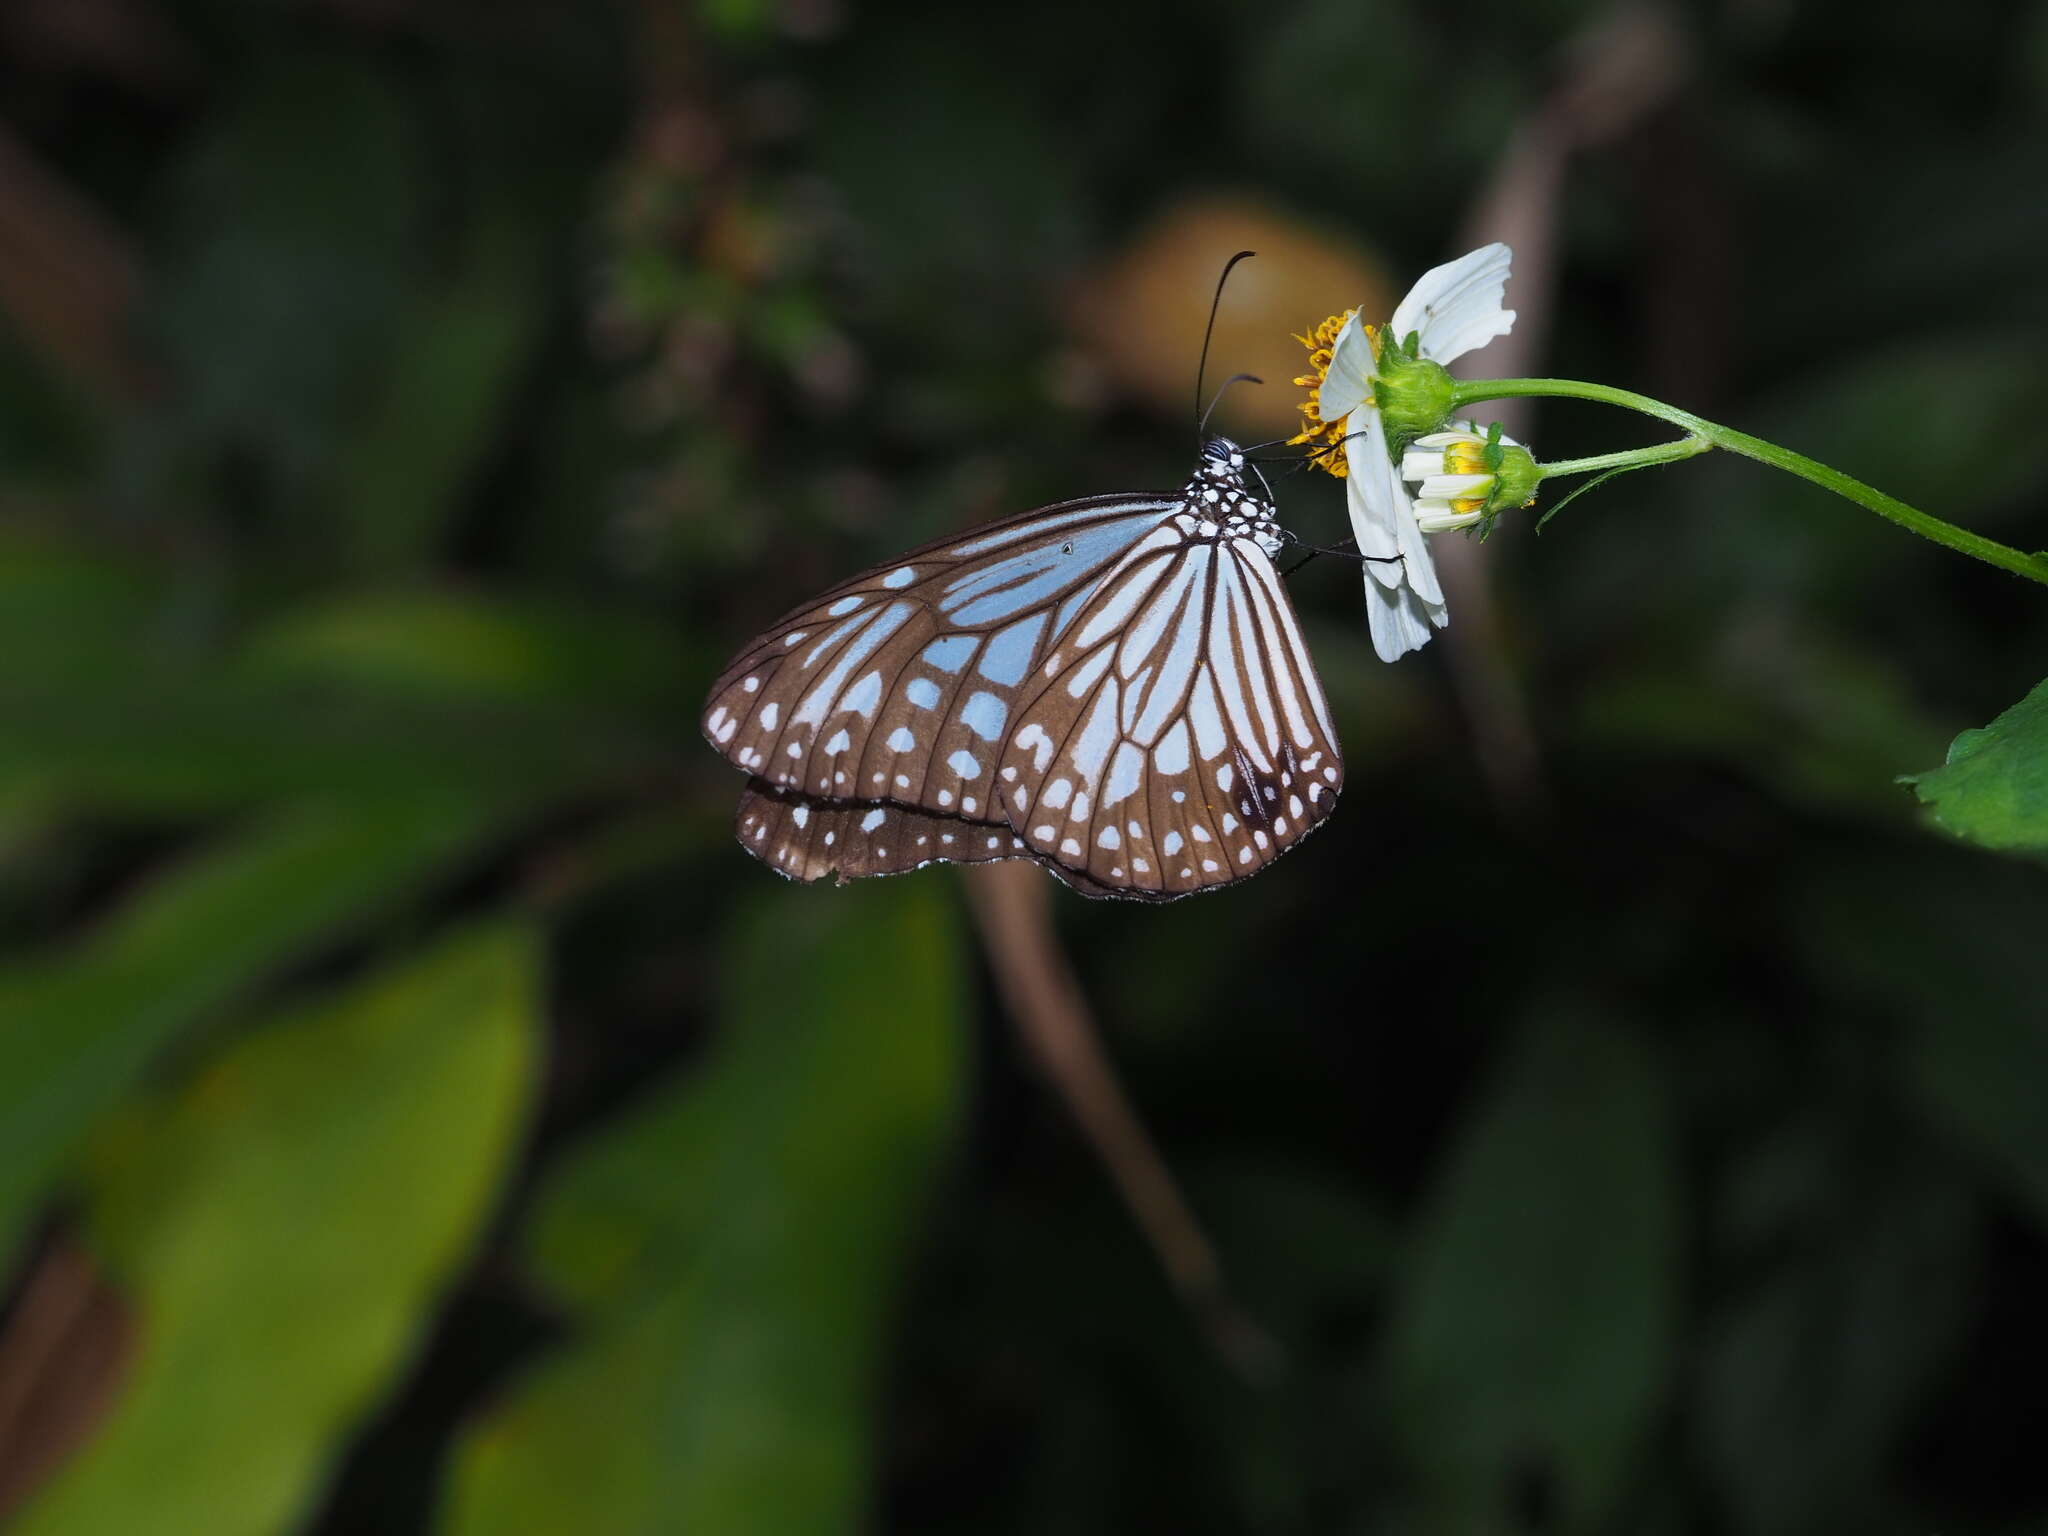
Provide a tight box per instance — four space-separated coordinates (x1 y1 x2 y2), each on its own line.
1183 436 1283 559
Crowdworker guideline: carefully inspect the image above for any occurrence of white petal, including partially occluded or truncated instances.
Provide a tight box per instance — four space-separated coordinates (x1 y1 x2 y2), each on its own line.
1413 426 1488 449
1400 447 1443 481
1389 243 1516 366
1415 471 1493 501
1414 500 1484 533
1345 409 1408 564
1316 311 1378 422
1364 575 1447 662
1347 411 1444 607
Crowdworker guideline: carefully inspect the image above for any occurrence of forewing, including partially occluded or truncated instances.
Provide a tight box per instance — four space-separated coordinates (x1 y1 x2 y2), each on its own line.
994 525 1344 898
702 495 1178 821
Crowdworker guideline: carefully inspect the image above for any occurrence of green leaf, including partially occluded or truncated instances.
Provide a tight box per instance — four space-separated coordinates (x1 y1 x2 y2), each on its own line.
0 798 507 1260
12 921 539 1536
1382 1008 1679 1533
438 880 966 1536
1899 676 2048 852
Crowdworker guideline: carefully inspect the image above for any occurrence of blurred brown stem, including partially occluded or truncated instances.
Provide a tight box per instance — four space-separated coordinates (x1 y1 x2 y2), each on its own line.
0 1233 134 1521
962 863 1275 1378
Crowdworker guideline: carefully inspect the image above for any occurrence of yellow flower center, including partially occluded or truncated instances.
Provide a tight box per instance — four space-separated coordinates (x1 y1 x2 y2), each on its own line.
1289 309 1366 480
1445 440 1489 477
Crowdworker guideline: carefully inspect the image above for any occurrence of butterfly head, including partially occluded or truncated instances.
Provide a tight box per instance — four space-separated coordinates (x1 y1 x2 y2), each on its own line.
1197 435 1247 485
1185 436 1283 556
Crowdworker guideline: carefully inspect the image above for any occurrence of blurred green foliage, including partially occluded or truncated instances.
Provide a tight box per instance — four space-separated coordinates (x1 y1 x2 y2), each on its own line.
0 1 2043 1534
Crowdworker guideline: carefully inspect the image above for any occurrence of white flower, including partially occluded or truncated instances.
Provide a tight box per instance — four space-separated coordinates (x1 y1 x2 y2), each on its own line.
1300 245 1516 662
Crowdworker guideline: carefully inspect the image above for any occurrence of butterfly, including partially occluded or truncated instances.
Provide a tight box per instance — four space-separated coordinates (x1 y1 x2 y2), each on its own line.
700 433 1347 902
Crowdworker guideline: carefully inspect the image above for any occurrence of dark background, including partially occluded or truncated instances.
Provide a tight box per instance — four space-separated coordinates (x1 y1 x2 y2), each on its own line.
2 1 2046 1532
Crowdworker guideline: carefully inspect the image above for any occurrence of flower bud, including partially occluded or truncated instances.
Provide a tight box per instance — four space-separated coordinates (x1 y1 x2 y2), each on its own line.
1400 422 1542 532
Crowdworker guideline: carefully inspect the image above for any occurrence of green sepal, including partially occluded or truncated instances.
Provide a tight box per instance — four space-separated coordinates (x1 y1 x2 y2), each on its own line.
1370 344 1455 453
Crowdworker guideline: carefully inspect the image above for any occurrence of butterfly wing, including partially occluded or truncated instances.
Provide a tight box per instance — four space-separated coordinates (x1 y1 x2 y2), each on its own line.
735 777 1131 898
702 494 1179 848
993 519 1344 898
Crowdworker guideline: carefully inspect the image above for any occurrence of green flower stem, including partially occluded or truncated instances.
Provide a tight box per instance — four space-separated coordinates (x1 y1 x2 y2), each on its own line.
1452 376 2048 588
1537 435 1711 480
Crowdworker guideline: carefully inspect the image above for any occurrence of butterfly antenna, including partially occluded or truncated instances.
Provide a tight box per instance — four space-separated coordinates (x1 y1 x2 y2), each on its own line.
1199 372 1262 436
1194 250 1256 448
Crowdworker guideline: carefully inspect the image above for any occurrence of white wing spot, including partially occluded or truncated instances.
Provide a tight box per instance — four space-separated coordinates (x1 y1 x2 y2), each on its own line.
1060 837 1082 857
1001 765 1018 781
1202 858 1218 872
742 676 759 692
1216 763 1235 793
1289 794 1303 818
842 670 884 719
861 808 887 832
1162 830 1183 856
1191 826 1211 843
895 774 911 788
882 565 916 588
1013 722 1055 773
786 741 802 758
824 831 835 845
792 805 809 828
1222 814 1238 833
905 677 941 710
1133 859 1149 873
887 726 916 753
937 788 953 806
758 702 779 730
1042 778 1073 811
1070 791 1090 821
824 728 851 755
1033 824 1056 841
963 796 978 813
948 749 982 779
784 631 808 646
827 595 864 616
1239 847 1253 864
1099 826 1121 850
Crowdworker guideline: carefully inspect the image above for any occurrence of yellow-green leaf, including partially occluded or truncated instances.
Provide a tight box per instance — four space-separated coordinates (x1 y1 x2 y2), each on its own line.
12 921 540 1536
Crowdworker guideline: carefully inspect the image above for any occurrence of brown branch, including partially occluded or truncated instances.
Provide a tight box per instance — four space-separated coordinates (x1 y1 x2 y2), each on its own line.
961 862 1277 1378
0 121 154 403
1438 1 1690 820
0 1231 135 1521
